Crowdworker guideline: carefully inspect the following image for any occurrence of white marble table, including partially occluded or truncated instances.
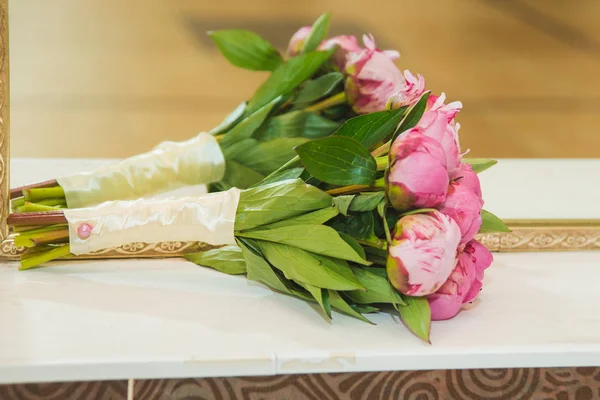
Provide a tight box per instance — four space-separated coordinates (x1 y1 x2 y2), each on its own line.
11 158 600 220
1 158 599 384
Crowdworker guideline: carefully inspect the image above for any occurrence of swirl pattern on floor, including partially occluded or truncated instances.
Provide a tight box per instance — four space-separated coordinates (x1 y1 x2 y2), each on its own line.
1 368 599 399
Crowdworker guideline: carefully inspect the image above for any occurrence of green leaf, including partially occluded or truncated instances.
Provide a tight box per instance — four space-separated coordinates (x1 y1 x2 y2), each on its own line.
240 224 370 265
234 138 308 175
346 267 406 306
208 102 246 135
209 30 282 71
349 192 385 212
391 91 431 143
236 179 332 231
247 50 334 115
333 195 355 216
296 136 377 186
330 211 375 240
221 97 280 146
263 207 339 229
479 209 511 233
256 167 304 186
299 282 331 318
221 160 265 189
398 296 431 342
238 240 293 294
328 290 373 324
184 245 246 275
367 264 388 278
258 241 364 291
463 158 498 174
222 138 257 160
254 110 340 141
335 108 407 149
352 304 379 314
337 232 366 261
294 72 343 105
302 12 332 53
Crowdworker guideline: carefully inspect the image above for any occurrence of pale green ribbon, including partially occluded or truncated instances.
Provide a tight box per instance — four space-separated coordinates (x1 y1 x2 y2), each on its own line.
57 133 225 208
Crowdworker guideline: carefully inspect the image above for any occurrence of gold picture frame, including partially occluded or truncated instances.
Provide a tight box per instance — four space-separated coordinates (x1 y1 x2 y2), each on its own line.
0 0 598 261
0 0 8 244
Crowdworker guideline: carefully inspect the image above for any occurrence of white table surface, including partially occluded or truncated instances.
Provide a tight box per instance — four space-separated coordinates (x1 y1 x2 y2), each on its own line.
1 158 599 384
11 158 600 220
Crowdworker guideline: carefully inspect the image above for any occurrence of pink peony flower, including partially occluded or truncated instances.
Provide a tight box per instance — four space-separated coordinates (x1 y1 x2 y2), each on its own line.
345 35 420 114
415 93 463 176
286 28 362 69
319 35 362 69
438 179 484 245
453 162 482 199
287 26 312 57
386 131 449 212
387 70 427 109
387 211 462 296
428 240 493 320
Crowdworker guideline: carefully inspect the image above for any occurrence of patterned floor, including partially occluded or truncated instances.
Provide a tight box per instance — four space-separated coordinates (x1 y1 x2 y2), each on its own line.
1 368 599 399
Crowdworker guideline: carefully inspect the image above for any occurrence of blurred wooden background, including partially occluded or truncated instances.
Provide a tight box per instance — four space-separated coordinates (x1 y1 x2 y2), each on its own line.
8 0 600 158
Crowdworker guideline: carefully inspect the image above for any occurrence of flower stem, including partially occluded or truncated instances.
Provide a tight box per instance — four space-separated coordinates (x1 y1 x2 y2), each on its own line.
18 202 61 213
381 208 392 244
14 227 70 248
24 186 65 202
11 197 25 210
371 141 391 158
10 179 59 199
304 92 347 113
20 244 72 271
37 198 67 207
376 156 388 171
13 223 68 235
326 185 370 196
356 238 388 250
8 211 68 227
373 177 386 189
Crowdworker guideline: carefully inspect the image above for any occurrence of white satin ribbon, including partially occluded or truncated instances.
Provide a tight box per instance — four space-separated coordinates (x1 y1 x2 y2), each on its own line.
64 188 240 255
57 132 225 208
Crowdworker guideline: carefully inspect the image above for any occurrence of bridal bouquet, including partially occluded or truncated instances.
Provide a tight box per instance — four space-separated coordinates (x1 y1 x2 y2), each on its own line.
8 14 510 341
11 13 409 212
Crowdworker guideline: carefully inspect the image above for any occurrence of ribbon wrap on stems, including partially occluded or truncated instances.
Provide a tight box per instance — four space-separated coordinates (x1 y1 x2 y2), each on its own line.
63 188 240 255
57 133 225 208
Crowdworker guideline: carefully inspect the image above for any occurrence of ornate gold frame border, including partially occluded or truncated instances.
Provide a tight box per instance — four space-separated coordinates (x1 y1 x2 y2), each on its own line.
0 0 598 261
0 220 598 260
0 0 9 242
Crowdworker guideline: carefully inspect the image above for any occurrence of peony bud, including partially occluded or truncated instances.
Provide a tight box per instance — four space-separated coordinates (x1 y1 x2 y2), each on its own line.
387 211 461 296
415 93 463 176
344 35 409 114
428 240 493 320
387 70 426 109
286 26 312 57
453 162 482 199
386 131 449 211
438 179 483 245
287 28 361 70
319 35 362 69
